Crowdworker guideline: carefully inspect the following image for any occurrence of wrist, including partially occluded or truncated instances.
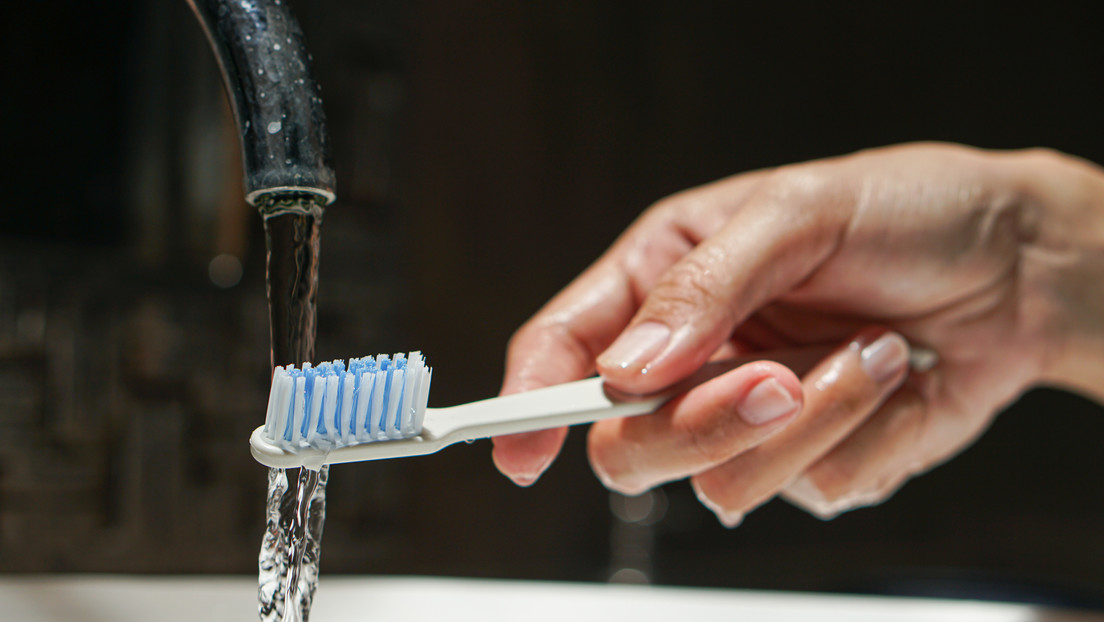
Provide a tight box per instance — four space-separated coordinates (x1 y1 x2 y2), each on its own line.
1009 148 1104 400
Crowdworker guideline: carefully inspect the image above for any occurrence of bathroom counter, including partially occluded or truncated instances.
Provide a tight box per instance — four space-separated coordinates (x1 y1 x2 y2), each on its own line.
2 575 1101 622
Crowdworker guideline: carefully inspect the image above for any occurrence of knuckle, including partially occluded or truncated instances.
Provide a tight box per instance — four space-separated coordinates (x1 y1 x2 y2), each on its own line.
646 194 687 218
506 313 559 357
504 321 535 359
757 165 856 235
677 413 736 466
1015 146 1062 165
647 253 732 321
811 391 860 430
761 165 838 205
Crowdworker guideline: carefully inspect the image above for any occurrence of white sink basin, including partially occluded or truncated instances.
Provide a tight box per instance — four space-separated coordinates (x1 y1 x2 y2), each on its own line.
2 575 1100 622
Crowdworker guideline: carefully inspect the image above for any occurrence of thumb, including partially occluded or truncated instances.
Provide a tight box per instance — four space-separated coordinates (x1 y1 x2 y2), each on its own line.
596 179 853 393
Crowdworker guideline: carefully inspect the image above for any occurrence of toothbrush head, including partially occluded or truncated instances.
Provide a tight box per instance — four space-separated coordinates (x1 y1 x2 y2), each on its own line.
256 351 432 468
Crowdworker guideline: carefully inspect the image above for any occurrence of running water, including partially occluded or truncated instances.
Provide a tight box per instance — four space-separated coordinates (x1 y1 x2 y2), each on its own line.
256 195 329 622
259 465 328 622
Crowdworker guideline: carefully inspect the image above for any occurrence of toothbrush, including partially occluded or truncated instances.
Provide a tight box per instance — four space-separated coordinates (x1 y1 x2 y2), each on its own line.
249 351 669 469
250 347 939 470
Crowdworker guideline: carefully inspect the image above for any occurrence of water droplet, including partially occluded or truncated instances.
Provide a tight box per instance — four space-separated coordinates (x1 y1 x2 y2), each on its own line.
464 438 475 445
285 158 292 165
267 121 282 134
258 68 264 76
245 34 252 42
274 43 282 51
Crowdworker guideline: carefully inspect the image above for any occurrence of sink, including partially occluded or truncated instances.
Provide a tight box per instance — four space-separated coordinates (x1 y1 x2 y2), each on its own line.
2 575 1101 622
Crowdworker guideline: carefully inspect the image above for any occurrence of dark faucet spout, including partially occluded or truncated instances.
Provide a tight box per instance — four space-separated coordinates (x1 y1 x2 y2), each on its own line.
186 0 335 209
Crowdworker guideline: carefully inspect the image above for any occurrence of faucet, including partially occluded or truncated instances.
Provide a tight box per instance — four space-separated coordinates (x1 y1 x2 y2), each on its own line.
186 0 334 370
185 0 335 208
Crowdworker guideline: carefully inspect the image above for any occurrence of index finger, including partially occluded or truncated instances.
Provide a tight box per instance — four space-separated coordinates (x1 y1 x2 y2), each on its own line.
493 173 770 485
491 253 647 485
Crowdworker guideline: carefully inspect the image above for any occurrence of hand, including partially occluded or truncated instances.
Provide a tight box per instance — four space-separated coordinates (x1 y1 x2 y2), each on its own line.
493 142 1104 523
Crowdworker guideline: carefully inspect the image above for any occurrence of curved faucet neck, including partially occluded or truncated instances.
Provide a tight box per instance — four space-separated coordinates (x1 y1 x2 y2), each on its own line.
186 0 336 208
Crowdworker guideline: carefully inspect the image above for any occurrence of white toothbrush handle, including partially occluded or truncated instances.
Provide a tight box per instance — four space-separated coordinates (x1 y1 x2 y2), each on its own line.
424 376 666 442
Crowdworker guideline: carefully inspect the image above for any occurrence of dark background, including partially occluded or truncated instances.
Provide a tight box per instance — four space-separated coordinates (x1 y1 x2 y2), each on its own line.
2 0 1103 609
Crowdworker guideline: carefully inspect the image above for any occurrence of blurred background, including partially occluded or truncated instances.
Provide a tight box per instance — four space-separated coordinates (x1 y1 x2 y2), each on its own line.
2 0 1103 609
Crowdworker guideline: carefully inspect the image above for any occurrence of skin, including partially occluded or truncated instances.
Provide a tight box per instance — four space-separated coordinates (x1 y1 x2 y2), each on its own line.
492 142 1104 524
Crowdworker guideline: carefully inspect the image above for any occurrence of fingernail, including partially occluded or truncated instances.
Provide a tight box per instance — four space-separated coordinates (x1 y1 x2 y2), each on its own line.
719 511 744 528
786 474 827 506
510 473 537 487
491 431 556 487
598 321 671 372
691 480 745 528
859 332 909 383
737 377 799 426
786 475 837 520
501 461 545 487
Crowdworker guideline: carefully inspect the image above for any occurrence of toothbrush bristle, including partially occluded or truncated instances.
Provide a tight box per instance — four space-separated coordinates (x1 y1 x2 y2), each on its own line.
262 352 432 451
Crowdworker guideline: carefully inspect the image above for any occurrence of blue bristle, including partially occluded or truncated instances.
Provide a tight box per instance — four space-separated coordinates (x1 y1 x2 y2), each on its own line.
347 358 363 435
282 367 303 442
301 365 318 438
363 362 378 436
315 363 333 436
332 360 346 435
358 356 380 437
378 359 394 434
348 373 360 436
392 356 408 432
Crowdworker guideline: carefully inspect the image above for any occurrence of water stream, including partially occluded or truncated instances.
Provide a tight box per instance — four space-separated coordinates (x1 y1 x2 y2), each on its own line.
259 465 328 622
256 195 329 622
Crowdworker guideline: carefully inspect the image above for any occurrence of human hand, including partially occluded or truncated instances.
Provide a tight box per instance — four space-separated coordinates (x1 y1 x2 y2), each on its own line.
493 142 1104 523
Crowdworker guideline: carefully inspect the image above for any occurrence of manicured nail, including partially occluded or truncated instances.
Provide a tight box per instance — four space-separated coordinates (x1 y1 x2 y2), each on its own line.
491 431 556 487
510 473 538 487
598 321 671 372
718 511 744 528
859 332 909 383
786 474 826 506
737 377 799 426
691 480 745 528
